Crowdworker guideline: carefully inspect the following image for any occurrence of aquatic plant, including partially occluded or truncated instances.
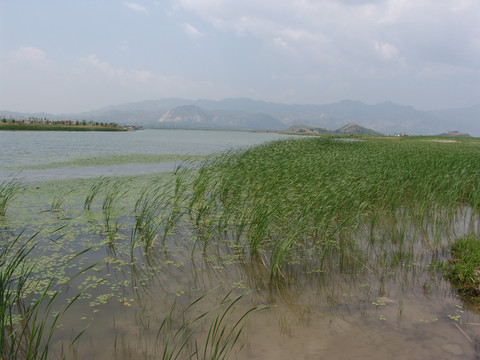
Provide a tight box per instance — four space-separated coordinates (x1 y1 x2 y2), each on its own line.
102 178 128 237
445 236 480 301
0 177 20 216
1 231 92 359
84 176 110 210
132 183 169 252
176 137 480 279
139 291 264 360
48 189 73 212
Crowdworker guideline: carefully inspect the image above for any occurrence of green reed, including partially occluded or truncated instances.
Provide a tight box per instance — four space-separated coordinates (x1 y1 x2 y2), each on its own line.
132 183 170 252
0 177 20 216
1 231 92 359
102 179 128 238
48 189 73 212
174 137 480 279
149 291 263 360
84 176 110 210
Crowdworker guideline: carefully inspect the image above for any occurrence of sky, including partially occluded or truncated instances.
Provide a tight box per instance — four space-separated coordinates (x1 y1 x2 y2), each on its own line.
1 0 479 113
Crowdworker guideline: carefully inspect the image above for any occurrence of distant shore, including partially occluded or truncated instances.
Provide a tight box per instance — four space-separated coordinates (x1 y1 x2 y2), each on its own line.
0 123 128 131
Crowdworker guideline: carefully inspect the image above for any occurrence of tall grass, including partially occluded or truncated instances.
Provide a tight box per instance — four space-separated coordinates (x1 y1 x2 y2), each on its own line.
84 176 110 210
1 231 91 359
102 179 128 241
0 177 20 216
119 291 264 360
172 138 480 279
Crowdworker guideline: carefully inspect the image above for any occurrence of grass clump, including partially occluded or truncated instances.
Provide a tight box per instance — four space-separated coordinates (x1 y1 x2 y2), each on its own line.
1 232 90 359
0 177 20 216
446 237 480 302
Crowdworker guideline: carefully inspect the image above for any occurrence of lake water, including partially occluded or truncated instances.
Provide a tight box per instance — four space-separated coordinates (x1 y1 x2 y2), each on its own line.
2 129 480 359
0 129 294 182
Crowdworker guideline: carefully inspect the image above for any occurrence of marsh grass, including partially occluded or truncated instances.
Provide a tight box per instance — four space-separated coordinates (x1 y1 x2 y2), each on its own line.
1 231 93 359
445 236 480 302
170 137 480 279
0 177 21 216
48 189 73 212
118 291 265 360
102 179 128 239
84 176 110 210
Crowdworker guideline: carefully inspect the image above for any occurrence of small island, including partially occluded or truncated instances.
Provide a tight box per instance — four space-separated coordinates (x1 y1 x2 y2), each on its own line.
0 117 128 131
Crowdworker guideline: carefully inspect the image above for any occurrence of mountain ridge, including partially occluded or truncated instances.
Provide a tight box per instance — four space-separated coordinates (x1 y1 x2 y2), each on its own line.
2 98 479 136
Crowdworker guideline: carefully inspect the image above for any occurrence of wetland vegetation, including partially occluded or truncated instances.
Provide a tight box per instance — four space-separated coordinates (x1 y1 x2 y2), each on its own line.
2 133 480 358
0 117 126 131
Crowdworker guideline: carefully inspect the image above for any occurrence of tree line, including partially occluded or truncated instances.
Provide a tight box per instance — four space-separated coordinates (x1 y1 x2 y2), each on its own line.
1 116 119 127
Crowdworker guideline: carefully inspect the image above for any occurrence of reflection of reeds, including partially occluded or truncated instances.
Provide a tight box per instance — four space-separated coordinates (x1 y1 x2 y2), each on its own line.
117 291 265 360
0 177 20 216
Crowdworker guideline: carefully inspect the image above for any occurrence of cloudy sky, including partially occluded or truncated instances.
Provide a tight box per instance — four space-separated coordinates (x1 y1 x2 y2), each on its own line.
1 0 479 113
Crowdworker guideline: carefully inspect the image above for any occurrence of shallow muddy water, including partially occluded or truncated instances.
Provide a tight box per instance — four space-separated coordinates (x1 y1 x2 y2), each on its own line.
3 183 480 359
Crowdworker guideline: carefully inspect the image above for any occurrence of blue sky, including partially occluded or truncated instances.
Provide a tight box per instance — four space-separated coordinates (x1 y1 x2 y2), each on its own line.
1 0 479 113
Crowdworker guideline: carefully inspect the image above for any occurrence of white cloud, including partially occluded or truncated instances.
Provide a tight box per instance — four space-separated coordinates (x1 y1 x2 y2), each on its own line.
78 54 219 93
7 46 48 64
374 41 399 62
124 2 148 13
173 0 479 84
183 23 203 38
80 55 155 83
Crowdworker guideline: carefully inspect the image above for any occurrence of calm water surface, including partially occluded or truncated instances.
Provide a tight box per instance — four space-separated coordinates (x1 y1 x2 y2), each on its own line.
0 129 293 181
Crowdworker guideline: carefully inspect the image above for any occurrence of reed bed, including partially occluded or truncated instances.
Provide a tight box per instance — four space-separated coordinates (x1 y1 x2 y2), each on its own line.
174 137 480 278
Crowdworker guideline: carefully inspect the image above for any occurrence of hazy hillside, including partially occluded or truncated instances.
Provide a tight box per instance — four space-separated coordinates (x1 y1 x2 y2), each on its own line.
1 98 479 136
333 123 382 136
436 131 471 137
429 105 480 135
157 105 284 130
286 122 382 136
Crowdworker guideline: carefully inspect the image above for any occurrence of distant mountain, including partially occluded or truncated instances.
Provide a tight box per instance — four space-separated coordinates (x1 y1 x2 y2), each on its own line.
285 124 330 134
429 105 480 136
285 122 381 136
157 105 284 130
333 123 382 136
436 131 471 137
159 105 210 125
1 98 479 136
